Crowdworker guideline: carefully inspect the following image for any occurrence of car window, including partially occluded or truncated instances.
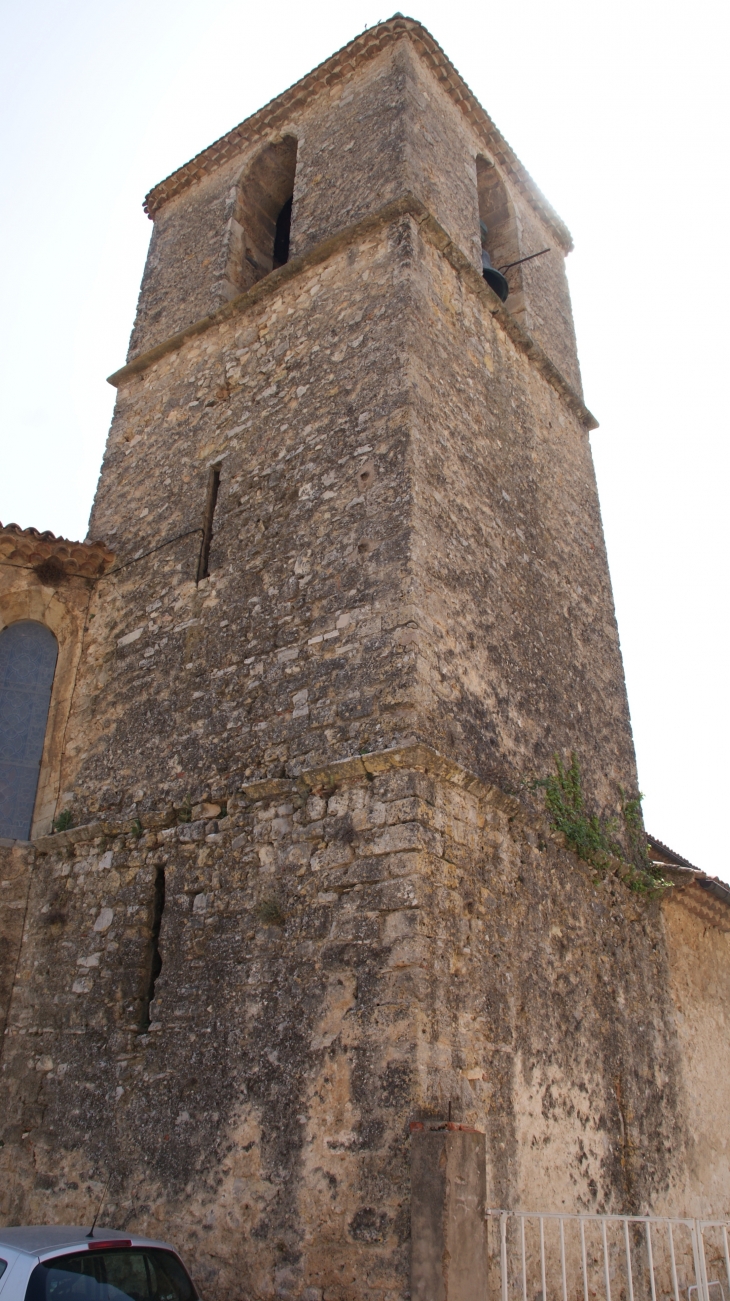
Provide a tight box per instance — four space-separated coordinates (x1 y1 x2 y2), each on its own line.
0 1260 7 1279
25 1249 197 1301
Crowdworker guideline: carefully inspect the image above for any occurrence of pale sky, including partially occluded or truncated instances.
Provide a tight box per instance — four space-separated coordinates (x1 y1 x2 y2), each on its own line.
1 0 727 874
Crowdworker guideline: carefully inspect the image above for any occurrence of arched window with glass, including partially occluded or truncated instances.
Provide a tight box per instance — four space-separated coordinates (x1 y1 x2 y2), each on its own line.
0 621 58 840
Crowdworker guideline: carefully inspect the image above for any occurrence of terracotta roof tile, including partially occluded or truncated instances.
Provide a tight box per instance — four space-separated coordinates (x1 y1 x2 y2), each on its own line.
0 522 115 579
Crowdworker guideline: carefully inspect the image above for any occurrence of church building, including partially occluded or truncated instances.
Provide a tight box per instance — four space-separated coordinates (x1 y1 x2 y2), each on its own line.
1 17 728 1301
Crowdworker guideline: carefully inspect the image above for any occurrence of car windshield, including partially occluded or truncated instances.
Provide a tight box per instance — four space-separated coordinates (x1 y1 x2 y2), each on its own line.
25 1249 197 1301
0 1260 7 1279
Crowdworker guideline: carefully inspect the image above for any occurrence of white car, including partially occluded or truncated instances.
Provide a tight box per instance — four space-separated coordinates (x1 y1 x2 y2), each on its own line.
0 1228 199 1301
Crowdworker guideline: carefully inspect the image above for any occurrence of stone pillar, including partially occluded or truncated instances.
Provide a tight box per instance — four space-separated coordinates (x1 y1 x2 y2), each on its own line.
410 1121 487 1301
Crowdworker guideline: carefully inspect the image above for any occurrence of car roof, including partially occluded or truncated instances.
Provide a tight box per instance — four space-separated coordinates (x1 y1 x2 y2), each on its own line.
0 1228 168 1256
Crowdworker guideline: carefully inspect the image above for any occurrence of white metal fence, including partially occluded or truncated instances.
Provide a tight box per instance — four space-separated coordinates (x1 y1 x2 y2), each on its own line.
486 1211 730 1301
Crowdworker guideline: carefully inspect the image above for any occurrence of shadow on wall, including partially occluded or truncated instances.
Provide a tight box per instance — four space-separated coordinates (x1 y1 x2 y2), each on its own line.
220 135 298 301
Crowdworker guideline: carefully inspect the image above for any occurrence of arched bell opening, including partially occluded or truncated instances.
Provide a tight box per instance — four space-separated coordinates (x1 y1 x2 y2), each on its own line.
0 620 58 841
476 156 524 315
222 136 298 298
273 195 293 269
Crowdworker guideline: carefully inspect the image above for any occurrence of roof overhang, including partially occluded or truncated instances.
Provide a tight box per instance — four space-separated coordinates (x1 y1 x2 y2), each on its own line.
142 14 574 253
0 523 115 581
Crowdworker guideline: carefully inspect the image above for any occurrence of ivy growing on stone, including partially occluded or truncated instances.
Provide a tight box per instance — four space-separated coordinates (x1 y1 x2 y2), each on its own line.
535 753 670 895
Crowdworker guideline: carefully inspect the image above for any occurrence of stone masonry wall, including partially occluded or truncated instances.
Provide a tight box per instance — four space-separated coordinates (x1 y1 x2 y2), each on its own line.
3 22 727 1301
69 221 419 830
516 199 583 397
0 210 651 1301
58 210 622 836
126 34 578 394
0 751 698 1301
658 883 730 1217
127 43 415 361
0 842 33 1047
407 226 636 811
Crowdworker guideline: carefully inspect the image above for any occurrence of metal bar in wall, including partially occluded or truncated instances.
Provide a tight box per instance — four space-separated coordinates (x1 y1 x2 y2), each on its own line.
696 1219 711 1301
486 1209 730 1301
501 1212 509 1301
722 1224 730 1299
623 1217 635 1301
667 1219 681 1301
646 1218 657 1301
602 1215 612 1301
559 1218 568 1301
486 1204 730 1219
580 1216 590 1301
691 1221 706 1301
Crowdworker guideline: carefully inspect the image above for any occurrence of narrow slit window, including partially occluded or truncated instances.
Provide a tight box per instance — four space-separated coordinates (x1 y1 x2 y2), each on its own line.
197 465 221 582
139 864 165 1032
273 196 293 268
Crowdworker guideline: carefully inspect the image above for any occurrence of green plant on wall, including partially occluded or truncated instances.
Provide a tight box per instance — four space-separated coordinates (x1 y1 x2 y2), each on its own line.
256 897 285 926
620 786 652 870
176 797 192 824
52 809 73 833
534 753 669 895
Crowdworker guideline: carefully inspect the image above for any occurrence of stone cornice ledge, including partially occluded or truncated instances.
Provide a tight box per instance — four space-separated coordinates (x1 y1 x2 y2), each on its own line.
30 742 521 854
142 16 573 253
108 195 597 432
25 742 688 916
242 741 522 812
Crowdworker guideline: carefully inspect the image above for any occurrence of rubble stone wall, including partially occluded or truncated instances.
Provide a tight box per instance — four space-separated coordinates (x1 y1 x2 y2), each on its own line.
1 22 728 1301
70 220 419 829
407 227 635 808
127 43 417 361
44 207 626 841
0 842 33 1045
658 884 730 1216
126 35 578 395
0 751 701 1301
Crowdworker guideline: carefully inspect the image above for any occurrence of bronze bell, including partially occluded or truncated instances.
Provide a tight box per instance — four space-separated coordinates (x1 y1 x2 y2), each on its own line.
480 220 509 302
481 248 509 302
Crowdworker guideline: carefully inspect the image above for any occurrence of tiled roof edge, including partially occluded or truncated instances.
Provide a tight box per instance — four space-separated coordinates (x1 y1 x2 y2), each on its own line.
0 522 115 577
0 522 108 552
142 15 573 252
647 833 697 870
696 875 730 907
650 833 730 911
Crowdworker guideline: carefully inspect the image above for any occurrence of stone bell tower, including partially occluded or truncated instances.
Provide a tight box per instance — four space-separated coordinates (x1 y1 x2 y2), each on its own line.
2 15 708 1301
